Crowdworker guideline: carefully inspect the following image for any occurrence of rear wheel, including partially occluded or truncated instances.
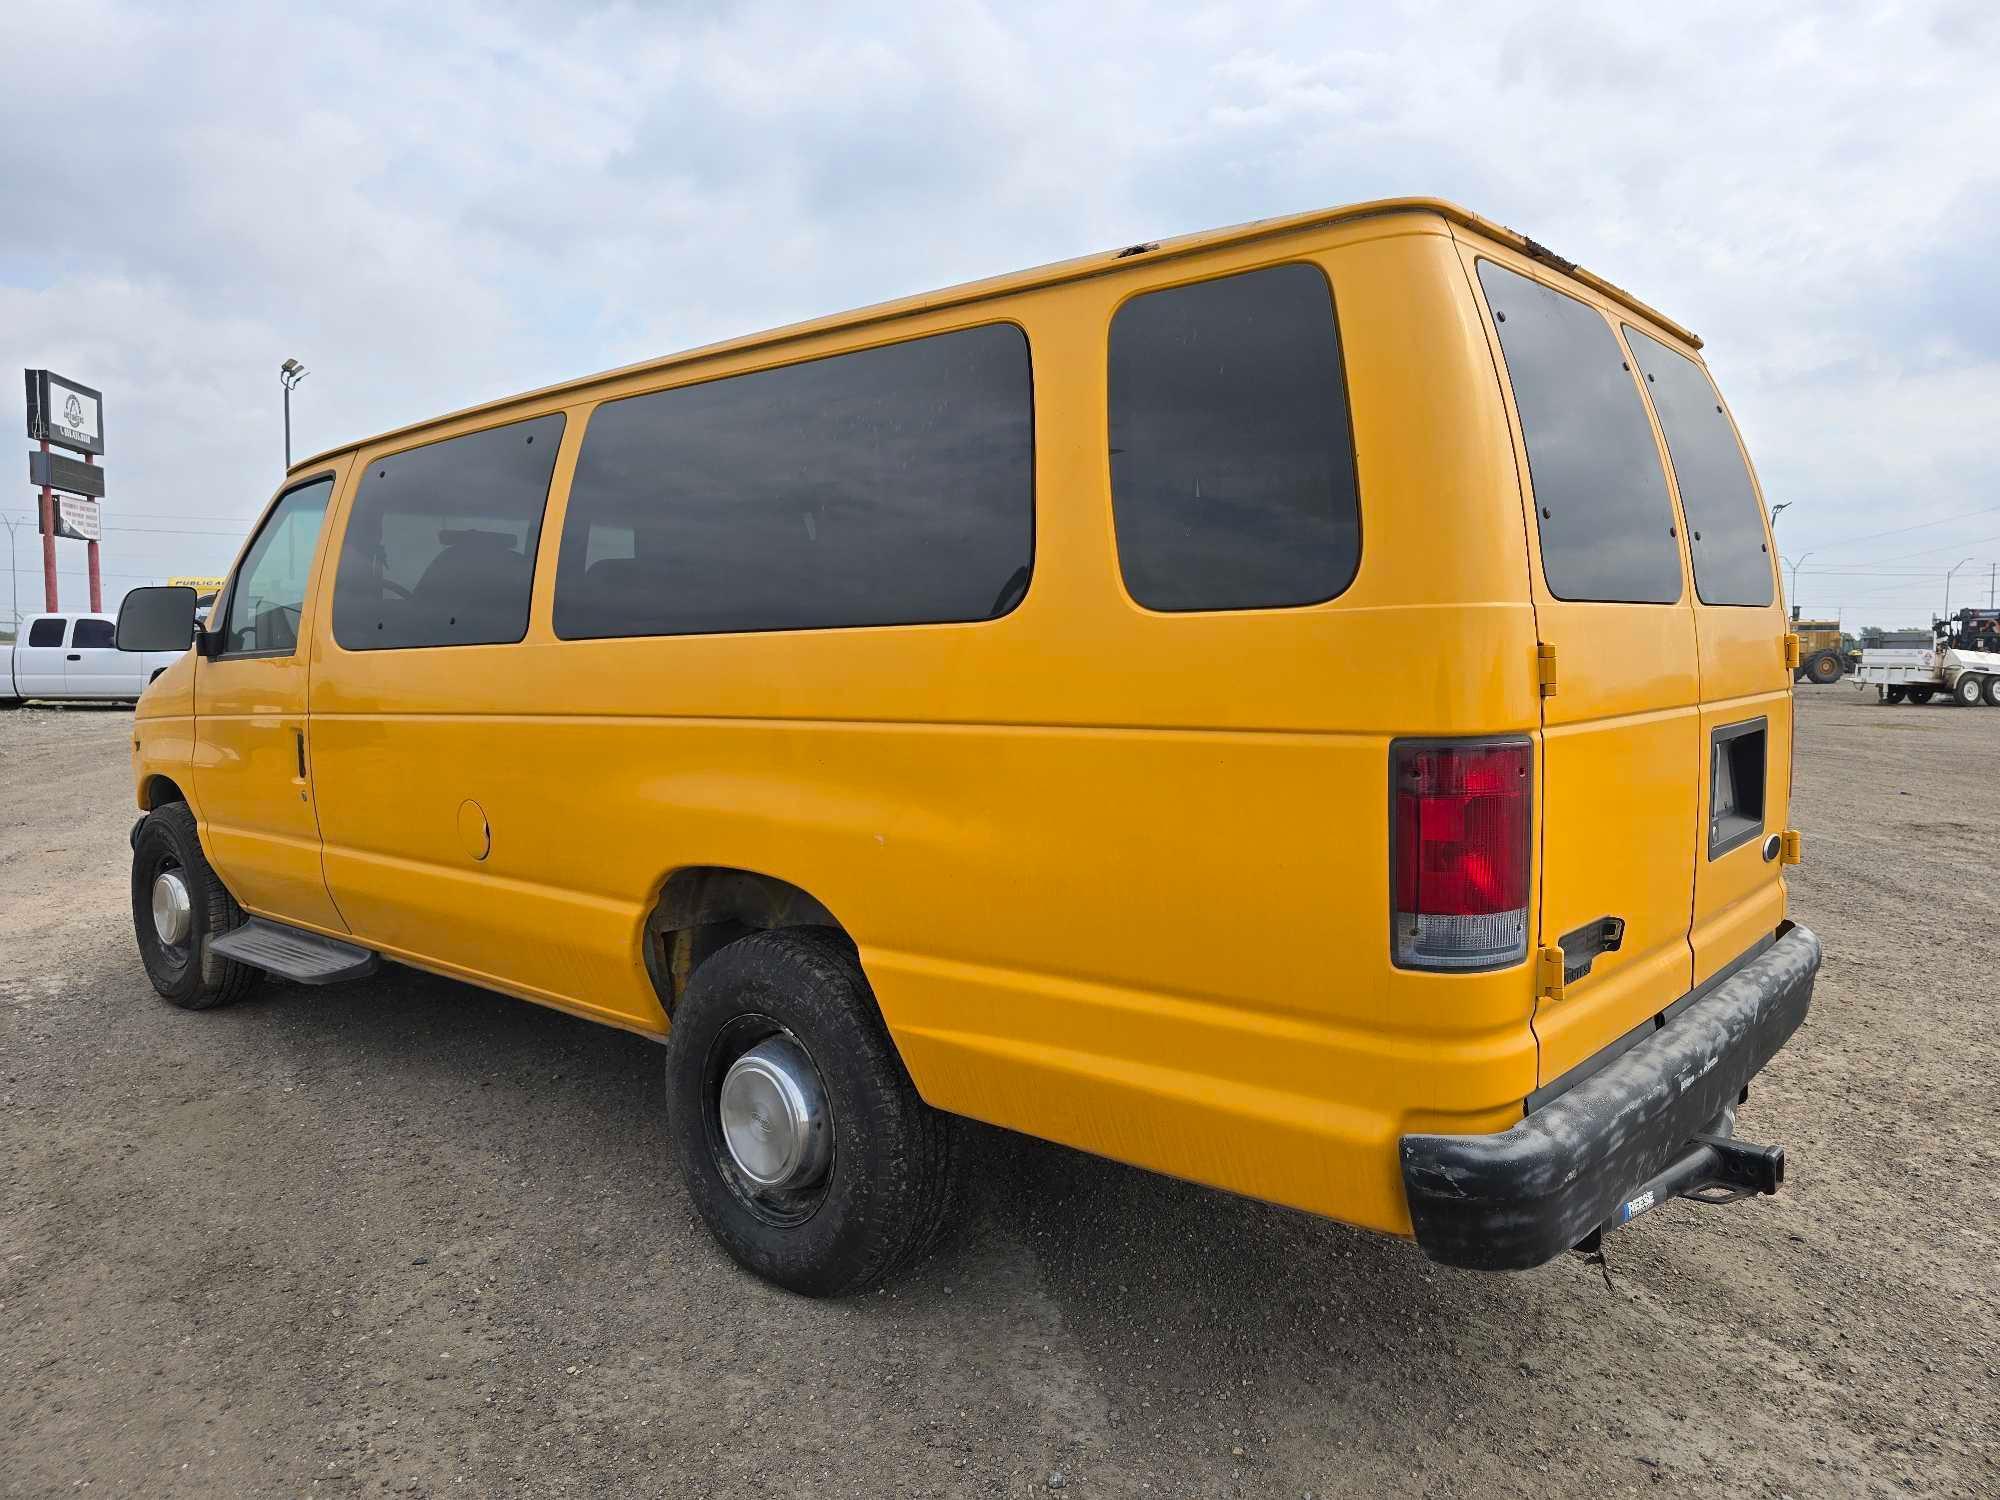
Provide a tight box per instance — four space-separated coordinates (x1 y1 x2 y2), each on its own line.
665 927 959 1297
1954 675 1985 707
1907 687 1935 705
130 802 262 1009
1985 676 2000 708
1805 650 1843 685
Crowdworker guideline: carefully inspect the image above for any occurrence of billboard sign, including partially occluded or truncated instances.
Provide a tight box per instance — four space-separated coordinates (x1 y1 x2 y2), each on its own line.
49 495 102 542
24 369 105 456
28 448 106 498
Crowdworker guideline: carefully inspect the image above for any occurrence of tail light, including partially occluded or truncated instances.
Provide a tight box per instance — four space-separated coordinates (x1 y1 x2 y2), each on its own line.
1391 739 1532 971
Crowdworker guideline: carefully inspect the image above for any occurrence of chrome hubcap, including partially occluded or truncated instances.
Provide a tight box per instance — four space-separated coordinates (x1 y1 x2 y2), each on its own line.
718 1036 831 1191
151 869 193 946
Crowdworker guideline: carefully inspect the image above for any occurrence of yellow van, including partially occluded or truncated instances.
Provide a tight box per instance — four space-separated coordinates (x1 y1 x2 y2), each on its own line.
118 198 1818 1294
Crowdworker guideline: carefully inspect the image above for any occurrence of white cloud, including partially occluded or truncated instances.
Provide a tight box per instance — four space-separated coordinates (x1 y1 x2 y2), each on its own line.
2 0 1995 626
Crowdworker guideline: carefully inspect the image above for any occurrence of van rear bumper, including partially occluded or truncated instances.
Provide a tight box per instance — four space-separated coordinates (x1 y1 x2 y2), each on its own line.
1399 923 1820 1271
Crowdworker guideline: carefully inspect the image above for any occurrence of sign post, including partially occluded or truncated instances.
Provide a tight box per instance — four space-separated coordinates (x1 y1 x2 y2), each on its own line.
23 370 105 613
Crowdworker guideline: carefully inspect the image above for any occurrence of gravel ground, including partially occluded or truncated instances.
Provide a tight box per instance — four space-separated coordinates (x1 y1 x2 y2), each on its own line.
1 687 1995 1498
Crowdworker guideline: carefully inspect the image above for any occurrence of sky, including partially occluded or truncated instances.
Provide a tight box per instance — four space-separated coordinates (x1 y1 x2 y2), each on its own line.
4 0 1997 631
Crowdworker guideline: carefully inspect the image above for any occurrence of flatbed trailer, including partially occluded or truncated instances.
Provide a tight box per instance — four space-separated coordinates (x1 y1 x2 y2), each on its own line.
1852 646 2000 707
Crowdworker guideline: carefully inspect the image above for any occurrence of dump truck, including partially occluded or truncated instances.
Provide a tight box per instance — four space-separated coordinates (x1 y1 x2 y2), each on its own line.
1791 617 1850 683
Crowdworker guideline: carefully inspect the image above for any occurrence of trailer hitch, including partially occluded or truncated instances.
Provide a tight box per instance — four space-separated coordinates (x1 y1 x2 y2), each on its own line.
1573 1132 1787 1255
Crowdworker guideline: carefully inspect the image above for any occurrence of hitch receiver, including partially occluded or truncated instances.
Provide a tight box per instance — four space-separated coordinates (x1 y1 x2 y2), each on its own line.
1594 1131 1787 1241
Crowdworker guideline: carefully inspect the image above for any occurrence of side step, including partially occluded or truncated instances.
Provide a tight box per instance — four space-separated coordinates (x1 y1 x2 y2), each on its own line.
208 917 379 985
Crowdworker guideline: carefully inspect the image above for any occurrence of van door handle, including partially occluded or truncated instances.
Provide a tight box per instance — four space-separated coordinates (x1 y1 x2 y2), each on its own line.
295 729 308 780
66 653 81 661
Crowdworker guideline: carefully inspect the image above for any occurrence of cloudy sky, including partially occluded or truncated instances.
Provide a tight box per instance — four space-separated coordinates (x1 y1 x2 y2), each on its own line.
4 0 1996 629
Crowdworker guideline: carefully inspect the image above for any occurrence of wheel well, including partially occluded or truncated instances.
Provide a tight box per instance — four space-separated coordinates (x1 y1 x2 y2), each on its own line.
643 866 850 1016
142 775 188 810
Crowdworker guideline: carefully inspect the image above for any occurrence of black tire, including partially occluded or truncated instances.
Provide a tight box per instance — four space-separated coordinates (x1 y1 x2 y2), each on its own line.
130 801 262 1009
665 927 959 1297
1805 650 1843 685
1882 686 1906 704
1953 675 1984 707
1907 687 1935 705
1985 676 2000 708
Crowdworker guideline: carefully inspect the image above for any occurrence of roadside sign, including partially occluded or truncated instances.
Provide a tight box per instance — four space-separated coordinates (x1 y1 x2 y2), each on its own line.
49 495 101 542
27 448 106 498
24 369 105 456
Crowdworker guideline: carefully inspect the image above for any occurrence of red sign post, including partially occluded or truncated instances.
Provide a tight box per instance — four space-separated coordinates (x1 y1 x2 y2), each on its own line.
23 370 105 613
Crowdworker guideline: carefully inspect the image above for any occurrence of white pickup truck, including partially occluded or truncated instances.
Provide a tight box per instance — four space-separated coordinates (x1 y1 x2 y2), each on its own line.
0 612 188 705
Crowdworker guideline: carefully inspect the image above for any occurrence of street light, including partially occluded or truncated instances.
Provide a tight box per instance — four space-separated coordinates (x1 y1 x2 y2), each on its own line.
1943 557 1976 624
280 357 309 469
1768 502 1792 526
1784 550 1813 613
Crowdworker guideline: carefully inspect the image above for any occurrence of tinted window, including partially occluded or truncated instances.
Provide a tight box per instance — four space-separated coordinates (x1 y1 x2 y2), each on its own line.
1107 263 1359 611
553 324 1032 639
334 416 563 651
27 617 66 647
1624 327 1773 607
1477 262 1682 604
72 618 115 649
222 478 333 654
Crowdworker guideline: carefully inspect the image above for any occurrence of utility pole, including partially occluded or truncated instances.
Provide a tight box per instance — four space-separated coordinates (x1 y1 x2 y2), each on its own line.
2 513 21 637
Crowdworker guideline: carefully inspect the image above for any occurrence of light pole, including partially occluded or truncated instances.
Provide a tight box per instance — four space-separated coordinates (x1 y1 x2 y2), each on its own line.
1784 550 1813 614
2 513 21 638
1768 502 1792 527
280 358 308 469
1943 557 1976 625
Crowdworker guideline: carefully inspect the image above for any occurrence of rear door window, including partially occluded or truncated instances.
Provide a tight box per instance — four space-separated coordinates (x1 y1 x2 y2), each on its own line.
1624 326 1773 607
1477 262 1682 604
27 617 67 647
72 618 115 649
1107 262 1360 611
334 416 564 651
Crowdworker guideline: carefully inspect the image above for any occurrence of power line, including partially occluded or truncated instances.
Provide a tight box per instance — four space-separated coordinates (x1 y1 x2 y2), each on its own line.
1807 503 2000 554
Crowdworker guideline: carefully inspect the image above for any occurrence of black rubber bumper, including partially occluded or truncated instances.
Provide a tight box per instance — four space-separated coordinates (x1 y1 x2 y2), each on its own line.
1400 923 1820 1271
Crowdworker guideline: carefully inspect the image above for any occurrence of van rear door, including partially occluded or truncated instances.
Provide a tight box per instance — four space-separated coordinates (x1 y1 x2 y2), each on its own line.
1467 252 1700 1085
1621 326 1790 987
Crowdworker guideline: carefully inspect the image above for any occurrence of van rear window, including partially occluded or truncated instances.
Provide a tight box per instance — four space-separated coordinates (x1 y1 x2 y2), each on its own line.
1477 262 1682 605
1624 327 1773 607
1107 262 1359 611
553 323 1034 640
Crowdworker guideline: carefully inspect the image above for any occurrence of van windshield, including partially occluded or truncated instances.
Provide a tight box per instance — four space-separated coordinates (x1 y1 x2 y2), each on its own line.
1624 327 1773 607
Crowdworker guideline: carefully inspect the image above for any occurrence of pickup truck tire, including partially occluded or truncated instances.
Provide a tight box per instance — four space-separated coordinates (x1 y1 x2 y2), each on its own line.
665 926 960 1297
1954 675 1985 707
130 802 263 1010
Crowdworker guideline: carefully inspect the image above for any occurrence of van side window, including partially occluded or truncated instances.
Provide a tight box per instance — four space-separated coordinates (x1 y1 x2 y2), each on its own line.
333 416 564 651
72 618 115 649
1477 262 1682 604
27 617 67 647
552 323 1033 640
221 477 334 656
1107 262 1360 612
1623 326 1774 607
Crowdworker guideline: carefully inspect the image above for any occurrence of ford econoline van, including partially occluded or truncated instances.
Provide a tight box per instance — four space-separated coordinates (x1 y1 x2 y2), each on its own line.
118 198 1818 1295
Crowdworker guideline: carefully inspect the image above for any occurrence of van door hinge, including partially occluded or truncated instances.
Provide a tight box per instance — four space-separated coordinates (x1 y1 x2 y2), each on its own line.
1780 829 1803 865
1536 642 1558 697
1535 945 1567 1001
1783 633 1801 670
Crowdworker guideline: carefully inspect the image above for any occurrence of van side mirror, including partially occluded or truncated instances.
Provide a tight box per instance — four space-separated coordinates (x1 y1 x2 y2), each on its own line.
116 585 200 652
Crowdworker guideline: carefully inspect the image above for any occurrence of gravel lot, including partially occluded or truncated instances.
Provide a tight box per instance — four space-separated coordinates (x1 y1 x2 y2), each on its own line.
2 687 1995 1498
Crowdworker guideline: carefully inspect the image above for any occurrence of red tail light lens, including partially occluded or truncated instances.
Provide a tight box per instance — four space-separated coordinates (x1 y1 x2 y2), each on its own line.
1392 739 1532 971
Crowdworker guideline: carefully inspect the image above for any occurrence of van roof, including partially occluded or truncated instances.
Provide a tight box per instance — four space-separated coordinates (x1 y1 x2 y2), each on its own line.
292 196 1700 476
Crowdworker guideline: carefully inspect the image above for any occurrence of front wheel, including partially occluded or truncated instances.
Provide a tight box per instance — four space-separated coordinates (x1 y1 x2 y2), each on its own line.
665 927 959 1297
1907 687 1935 705
1805 650 1843 685
130 802 262 1009
1881 686 1906 704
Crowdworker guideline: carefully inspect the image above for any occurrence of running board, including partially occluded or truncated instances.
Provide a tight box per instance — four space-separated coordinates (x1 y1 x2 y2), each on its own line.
207 918 379 985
